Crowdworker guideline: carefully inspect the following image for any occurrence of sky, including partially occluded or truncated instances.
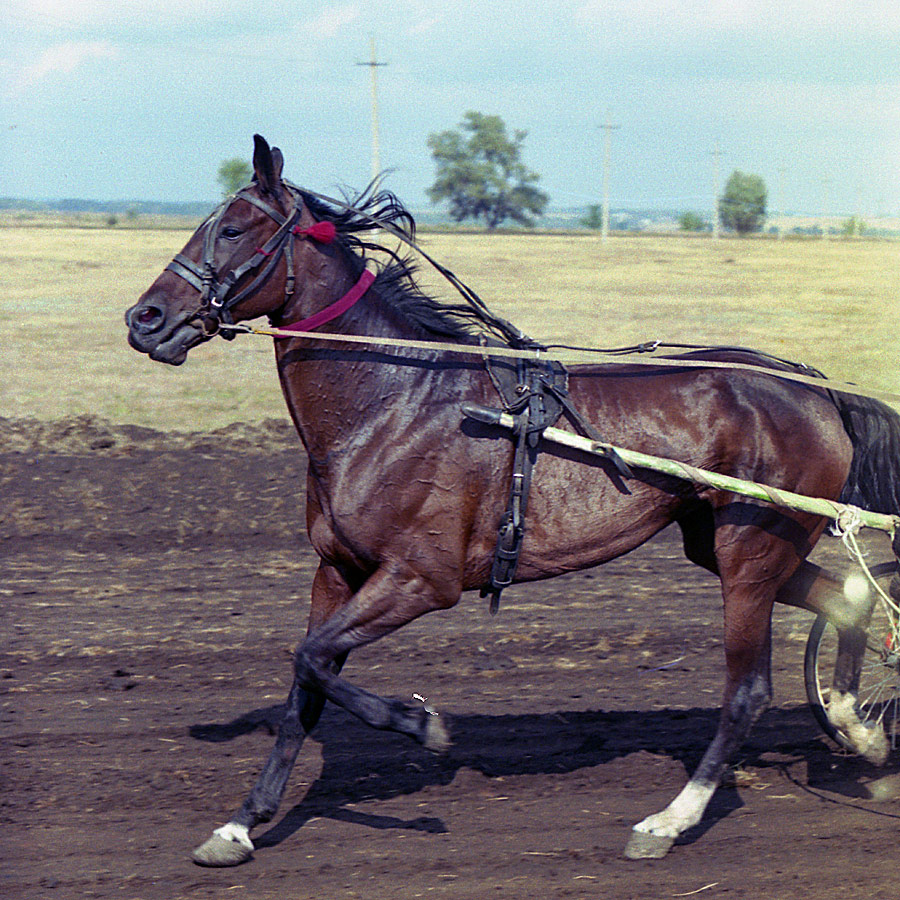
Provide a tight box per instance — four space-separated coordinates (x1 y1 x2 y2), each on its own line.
3 0 900 217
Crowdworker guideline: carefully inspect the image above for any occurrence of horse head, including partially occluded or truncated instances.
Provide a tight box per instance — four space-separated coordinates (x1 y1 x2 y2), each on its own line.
125 135 328 365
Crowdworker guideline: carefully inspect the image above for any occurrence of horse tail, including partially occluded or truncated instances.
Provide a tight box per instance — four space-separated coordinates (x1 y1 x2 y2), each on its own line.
836 394 900 535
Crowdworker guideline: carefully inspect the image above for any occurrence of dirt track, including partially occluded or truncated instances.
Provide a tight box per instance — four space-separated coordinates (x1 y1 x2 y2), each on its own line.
2 415 898 900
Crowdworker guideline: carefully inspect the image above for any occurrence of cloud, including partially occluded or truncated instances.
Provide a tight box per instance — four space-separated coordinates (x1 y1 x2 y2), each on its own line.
304 4 362 40
8 41 120 97
574 0 900 35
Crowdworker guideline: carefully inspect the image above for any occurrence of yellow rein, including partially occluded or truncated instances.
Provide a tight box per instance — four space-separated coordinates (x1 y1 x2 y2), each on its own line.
220 322 900 408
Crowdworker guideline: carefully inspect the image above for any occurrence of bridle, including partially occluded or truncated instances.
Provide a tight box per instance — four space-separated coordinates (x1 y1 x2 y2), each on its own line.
164 183 343 339
164 178 532 349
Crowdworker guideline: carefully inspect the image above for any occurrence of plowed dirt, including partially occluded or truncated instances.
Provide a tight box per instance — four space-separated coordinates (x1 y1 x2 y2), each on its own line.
2 416 897 900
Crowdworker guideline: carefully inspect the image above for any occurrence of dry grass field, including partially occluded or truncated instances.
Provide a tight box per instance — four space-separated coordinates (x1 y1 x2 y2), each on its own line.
1 225 898 429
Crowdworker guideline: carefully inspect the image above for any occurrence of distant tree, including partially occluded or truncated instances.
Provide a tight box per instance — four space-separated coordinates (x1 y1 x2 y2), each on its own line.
841 216 866 237
427 111 549 229
582 204 603 229
217 158 252 197
678 211 707 232
718 171 767 235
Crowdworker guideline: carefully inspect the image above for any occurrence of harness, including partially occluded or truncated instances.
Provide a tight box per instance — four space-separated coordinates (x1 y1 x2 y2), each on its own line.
481 350 633 612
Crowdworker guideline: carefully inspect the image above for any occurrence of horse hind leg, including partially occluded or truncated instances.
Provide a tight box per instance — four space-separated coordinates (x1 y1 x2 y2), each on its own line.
625 613 774 859
626 513 806 859
779 560 888 764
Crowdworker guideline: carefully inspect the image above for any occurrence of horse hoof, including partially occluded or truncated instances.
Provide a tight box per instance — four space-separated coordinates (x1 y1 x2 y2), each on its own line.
191 834 254 867
423 714 451 753
623 829 676 860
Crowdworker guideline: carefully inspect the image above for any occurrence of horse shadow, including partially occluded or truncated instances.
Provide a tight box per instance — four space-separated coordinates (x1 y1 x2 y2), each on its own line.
189 698 887 849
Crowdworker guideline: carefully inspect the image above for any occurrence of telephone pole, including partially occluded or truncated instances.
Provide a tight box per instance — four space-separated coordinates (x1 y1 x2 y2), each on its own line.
599 113 620 243
711 141 724 240
356 36 388 183
776 165 786 240
821 176 832 240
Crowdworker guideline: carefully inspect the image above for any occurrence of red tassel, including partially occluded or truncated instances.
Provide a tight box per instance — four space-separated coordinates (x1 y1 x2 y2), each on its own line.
293 220 336 243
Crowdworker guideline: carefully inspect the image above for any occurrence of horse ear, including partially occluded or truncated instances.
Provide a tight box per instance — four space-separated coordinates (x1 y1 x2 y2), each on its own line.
252 134 283 197
271 146 284 181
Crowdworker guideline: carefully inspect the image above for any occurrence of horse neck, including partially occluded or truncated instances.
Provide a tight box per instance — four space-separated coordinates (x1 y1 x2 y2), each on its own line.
273 246 458 469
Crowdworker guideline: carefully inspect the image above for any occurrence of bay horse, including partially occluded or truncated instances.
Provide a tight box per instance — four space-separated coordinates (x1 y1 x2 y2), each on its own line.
126 136 900 866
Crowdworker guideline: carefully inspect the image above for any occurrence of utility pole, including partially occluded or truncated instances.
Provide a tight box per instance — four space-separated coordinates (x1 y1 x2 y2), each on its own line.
599 113 620 243
711 141 724 240
776 165 786 240
821 176 832 240
356 36 387 183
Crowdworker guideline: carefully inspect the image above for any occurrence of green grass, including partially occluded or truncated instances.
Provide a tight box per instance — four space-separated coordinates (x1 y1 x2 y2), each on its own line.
2 226 898 431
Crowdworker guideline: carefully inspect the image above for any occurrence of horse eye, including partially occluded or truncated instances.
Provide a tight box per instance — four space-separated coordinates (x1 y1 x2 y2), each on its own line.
220 226 243 240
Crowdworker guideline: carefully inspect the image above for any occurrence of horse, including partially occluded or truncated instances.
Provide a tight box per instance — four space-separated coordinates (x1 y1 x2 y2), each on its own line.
125 135 900 866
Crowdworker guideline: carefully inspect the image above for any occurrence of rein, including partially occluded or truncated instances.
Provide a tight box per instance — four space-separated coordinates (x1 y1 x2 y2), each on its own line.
220 321 900 408
166 181 900 409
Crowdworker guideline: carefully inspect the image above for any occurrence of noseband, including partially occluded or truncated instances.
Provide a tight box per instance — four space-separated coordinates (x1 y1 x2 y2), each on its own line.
165 184 336 338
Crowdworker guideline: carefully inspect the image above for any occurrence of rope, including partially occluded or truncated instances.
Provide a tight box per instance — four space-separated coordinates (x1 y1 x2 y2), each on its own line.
219 322 900 408
832 511 900 620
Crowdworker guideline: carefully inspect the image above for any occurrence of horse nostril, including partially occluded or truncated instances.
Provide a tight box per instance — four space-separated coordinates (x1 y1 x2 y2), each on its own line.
138 306 161 324
132 303 165 332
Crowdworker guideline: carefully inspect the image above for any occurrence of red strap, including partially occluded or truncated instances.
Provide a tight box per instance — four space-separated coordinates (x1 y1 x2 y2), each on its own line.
278 269 376 333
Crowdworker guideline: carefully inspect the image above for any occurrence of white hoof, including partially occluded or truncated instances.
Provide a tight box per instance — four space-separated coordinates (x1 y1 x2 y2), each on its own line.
192 823 254 867
624 829 676 859
865 773 900 801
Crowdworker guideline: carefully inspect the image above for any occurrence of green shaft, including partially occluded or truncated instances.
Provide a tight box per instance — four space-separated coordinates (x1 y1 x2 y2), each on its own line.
477 406 900 536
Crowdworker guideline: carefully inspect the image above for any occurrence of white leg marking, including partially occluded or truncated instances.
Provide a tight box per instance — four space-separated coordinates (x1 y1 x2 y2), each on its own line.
827 691 889 765
632 780 717 839
213 822 254 851
624 780 718 859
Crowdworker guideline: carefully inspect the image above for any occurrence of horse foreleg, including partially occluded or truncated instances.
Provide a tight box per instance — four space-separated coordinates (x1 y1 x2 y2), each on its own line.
192 563 352 867
292 561 456 752
193 559 457 866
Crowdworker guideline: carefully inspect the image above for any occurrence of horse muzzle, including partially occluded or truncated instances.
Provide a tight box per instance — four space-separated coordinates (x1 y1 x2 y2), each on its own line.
125 298 209 366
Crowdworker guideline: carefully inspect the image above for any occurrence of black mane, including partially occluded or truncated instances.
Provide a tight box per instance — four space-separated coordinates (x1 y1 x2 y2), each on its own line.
294 182 522 345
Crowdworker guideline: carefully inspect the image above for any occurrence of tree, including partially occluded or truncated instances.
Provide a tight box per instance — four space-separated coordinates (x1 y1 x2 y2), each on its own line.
427 111 549 229
841 216 866 237
678 211 707 232
581 204 603 230
217 158 252 197
718 170 767 235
